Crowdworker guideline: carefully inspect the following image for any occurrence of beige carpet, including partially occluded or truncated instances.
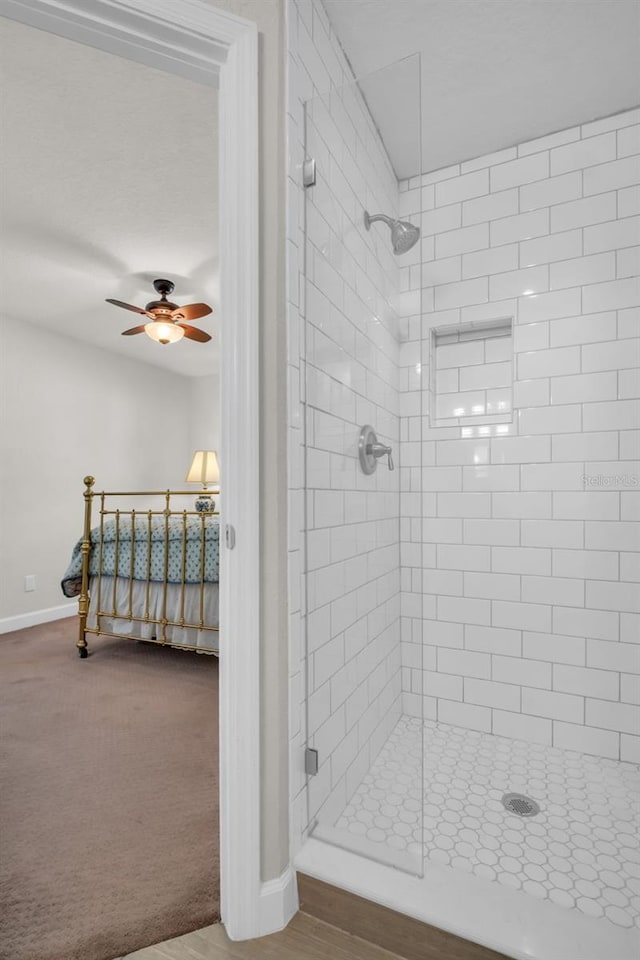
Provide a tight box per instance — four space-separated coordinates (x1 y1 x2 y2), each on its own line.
0 618 219 960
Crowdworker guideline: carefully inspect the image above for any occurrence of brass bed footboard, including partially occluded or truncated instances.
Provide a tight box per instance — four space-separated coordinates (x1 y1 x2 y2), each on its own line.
76 476 220 658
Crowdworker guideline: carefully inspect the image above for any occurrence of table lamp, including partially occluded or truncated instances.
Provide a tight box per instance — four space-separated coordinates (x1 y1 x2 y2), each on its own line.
186 450 220 513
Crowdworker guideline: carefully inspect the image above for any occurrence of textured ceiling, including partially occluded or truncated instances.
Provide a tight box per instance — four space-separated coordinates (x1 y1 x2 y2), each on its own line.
323 0 640 179
0 16 218 378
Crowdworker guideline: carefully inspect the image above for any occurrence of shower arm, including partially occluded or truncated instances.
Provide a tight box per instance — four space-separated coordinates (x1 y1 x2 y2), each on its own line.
364 212 394 229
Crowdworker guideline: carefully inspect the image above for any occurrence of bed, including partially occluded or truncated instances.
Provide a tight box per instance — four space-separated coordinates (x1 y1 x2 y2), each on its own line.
61 476 220 658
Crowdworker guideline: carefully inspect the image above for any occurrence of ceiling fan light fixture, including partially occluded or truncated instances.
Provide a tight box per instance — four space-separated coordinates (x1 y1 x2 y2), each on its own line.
144 320 184 345
108 280 212 342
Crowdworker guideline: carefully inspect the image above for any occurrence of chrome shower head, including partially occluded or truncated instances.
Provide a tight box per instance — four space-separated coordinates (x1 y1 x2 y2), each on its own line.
390 218 421 255
364 210 420 255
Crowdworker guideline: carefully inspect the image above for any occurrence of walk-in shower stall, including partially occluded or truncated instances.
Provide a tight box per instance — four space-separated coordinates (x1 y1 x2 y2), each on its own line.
288 5 639 958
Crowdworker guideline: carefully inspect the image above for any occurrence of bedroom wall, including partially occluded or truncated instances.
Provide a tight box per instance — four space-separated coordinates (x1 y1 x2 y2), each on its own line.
188 373 220 454
398 106 640 763
0 317 195 623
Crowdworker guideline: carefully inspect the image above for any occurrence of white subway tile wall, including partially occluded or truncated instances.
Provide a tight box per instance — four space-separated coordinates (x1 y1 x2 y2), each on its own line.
398 106 640 764
287 0 640 863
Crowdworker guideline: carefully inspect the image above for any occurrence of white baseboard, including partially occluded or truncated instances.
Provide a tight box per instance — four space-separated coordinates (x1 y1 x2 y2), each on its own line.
257 866 299 938
0 602 77 635
224 866 298 941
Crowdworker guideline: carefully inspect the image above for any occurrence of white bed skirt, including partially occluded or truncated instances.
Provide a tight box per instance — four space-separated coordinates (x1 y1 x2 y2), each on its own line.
87 576 219 653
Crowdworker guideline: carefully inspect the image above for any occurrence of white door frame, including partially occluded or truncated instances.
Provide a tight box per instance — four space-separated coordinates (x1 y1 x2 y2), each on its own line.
0 0 294 940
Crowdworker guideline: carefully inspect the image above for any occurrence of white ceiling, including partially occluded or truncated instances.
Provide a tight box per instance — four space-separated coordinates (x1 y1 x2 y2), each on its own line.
323 0 640 179
0 16 218 378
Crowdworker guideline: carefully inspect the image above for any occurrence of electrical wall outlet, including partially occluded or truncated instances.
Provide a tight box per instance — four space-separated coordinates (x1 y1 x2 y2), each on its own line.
24 574 36 592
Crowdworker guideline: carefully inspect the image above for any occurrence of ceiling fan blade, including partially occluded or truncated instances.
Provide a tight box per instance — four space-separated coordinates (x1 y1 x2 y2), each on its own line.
180 324 212 343
106 298 149 315
171 302 212 321
121 324 146 336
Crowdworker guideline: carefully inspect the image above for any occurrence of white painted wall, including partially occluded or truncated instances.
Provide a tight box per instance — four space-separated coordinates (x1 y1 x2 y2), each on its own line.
398 108 640 764
188 373 220 454
0 316 204 621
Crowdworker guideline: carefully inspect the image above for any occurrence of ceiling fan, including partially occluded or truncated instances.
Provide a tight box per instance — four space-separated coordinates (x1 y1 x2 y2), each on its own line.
106 278 212 344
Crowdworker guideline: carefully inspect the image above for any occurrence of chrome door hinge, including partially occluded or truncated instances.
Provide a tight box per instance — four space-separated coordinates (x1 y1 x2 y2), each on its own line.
225 524 236 549
303 157 316 188
305 747 319 776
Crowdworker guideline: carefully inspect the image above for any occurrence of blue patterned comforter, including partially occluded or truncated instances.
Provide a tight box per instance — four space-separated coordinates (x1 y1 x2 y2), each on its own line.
61 516 219 598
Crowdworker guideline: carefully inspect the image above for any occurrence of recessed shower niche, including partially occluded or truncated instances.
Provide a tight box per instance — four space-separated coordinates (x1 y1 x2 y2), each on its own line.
429 318 513 428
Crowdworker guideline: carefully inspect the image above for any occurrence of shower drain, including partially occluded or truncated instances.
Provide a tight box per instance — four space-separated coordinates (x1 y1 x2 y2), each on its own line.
502 793 540 817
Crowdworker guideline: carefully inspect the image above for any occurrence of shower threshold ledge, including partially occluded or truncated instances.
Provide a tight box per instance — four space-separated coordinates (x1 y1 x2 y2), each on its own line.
294 836 639 960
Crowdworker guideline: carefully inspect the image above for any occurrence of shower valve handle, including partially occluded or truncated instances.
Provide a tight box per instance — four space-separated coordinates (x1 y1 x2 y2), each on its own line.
368 441 394 471
358 425 394 475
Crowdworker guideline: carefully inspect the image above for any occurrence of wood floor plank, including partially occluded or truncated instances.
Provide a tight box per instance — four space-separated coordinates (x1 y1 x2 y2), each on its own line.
298 874 510 960
123 915 404 960
123 879 512 960
124 877 510 960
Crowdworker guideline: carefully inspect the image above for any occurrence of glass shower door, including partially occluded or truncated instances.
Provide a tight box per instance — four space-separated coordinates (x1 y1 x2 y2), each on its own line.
301 55 424 875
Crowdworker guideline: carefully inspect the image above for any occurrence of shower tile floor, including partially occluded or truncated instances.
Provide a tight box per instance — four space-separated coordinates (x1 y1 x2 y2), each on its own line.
335 716 640 930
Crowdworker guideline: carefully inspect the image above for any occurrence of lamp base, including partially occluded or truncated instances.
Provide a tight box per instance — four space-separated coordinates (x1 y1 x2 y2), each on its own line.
195 494 216 514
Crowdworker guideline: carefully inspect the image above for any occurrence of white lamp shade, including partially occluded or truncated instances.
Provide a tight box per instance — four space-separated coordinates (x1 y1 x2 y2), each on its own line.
144 321 185 344
186 450 220 486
